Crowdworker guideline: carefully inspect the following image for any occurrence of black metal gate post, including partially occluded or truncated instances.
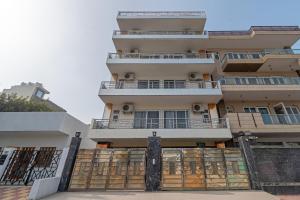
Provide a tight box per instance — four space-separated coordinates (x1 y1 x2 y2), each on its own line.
146 133 161 191
58 132 82 192
238 134 262 190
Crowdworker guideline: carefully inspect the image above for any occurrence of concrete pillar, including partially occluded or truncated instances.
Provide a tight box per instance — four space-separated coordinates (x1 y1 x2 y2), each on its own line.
238 135 262 190
209 103 219 128
58 132 82 192
146 135 161 191
102 103 112 120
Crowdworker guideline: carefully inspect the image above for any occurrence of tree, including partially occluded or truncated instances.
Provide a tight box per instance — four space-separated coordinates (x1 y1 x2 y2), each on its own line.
0 93 53 112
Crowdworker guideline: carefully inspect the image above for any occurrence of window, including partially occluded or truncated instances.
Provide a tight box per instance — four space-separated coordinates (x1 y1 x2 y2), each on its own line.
164 80 185 89
285 106 300 124
226 105 234 113
244 107 257 113
138 80 148 89
134 111 159 128
244 107 272 124
138 80 159 89
112 110 119 121
164 111 189 128
35 89 45 99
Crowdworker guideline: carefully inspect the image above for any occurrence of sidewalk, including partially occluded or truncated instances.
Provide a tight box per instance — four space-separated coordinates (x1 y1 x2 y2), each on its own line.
43 191 280 200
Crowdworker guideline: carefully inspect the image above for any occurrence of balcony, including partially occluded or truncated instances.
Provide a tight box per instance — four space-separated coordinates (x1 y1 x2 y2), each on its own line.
107 52 218 76
220 77 300 101
112 30 209 53
221 49 300 72
88 118 232 144
116 11 206 32
98 80 222 105
227 113 300 137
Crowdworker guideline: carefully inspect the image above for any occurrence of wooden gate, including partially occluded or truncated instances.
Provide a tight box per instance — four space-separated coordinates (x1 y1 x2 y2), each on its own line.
70 148 249 191
69 148 146 190
223 148 249 189
161 148 250 190
161 148 205 190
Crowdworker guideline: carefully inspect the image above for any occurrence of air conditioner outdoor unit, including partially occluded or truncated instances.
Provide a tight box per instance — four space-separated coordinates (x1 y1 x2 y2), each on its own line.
192 104 208 113
122 72 135 81
122 103 134 113
188 72 202 81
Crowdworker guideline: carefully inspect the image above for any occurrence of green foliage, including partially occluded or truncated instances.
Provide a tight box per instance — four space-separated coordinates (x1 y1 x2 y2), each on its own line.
0 93 53 112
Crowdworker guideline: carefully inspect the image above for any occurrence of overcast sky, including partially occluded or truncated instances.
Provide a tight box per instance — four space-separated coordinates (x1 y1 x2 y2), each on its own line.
0 0 300 123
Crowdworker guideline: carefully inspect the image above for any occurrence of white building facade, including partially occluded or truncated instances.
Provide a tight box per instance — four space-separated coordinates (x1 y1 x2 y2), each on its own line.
89 11 232 148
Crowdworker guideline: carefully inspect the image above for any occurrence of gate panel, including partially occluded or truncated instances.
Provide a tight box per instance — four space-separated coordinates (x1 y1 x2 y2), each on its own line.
204 148 227 189
161 149 183 189
224 148 250 189
89 149 112 189
69 149 94 189
106 149 128 189
182 148 205 189
126 149 145 189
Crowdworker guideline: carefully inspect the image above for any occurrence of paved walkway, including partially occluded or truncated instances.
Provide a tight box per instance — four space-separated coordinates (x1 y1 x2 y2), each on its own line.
43 191 280 200
0 186 31 200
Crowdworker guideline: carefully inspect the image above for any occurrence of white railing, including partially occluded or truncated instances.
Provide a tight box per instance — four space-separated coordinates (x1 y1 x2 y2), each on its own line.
92 118 227 129
108 52 217 60
220 77 300 85
118 11 206 17
100 80 220 90
113 30 207 35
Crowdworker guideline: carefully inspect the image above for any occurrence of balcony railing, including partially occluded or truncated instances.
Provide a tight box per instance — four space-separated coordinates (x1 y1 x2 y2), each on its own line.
108 52 217 60
92 118 228 129
118 11 206 17
113 30 208 36
262 114 300 125
221 49 300 63
209 26 300 36
100 80 220 90
220 77 300 85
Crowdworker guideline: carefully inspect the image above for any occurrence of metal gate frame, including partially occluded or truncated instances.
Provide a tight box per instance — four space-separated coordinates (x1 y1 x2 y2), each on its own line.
0 149 62 185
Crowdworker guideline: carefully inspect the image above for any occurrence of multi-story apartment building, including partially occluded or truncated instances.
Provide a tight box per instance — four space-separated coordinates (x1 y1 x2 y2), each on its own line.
89 11 300 148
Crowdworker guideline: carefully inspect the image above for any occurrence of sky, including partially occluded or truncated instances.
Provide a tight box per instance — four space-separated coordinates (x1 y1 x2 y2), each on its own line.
0 0 300 123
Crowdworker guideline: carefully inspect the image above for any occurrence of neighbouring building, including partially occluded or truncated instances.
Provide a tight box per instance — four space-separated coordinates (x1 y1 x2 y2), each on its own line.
89 11 300 148
2 82 65 112
0 82 96 149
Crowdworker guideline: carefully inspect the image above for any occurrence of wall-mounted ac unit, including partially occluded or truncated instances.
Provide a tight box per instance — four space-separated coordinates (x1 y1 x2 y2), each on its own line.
122 103 134 113
192 104 208 114
121 72 135 81
188 72 202 81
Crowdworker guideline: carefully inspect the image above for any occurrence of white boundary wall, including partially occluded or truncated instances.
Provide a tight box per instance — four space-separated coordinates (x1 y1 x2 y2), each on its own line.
29 147 69 200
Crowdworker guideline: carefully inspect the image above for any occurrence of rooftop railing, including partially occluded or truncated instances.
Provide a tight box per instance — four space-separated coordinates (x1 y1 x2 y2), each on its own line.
113 30 207 35
100 80 220 90
220 77 300 86
91 118 228 129
118 11 206 17
221 49 300 63
108 52 217 60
